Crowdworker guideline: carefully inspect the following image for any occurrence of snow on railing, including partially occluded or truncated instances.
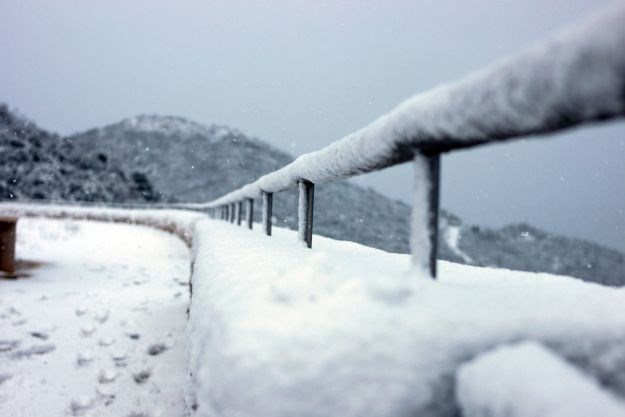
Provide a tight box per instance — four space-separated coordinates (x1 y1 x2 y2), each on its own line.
179 3 625 278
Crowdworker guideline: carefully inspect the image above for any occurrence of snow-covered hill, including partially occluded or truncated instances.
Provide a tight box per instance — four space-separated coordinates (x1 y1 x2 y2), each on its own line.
0 105 161 203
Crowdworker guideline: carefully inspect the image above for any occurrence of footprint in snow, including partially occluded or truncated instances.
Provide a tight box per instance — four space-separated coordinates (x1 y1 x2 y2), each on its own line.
98 369 119 384
87 265 106 273
7 306 21 316
75 307 88 317
0 339 20 352
0 373 12 385
96 385 116 406
10 344 55 360
131 305 149 313
69 396 94 416
98 337 115 347
76 351 94 367
94 310 109 324
147 343 168 356
127 412 151 417
127 332 141 340
133 369 151 384
111 350 127 367
30 331 49 340
80 325 97 337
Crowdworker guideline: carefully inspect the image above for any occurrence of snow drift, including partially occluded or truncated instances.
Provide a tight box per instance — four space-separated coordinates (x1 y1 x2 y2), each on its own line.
187 220 625 417
456 341 625 417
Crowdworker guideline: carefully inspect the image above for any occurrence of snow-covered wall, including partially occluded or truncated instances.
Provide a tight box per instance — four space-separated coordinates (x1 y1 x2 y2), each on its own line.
203 2 625 208
456 342 625 417
0 202 205 246
186 219 625 417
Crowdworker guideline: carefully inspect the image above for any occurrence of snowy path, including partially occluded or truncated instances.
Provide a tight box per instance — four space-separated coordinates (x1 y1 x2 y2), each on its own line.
0 218 190 417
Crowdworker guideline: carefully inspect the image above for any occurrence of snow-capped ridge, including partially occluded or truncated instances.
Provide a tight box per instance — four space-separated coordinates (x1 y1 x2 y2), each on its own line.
104 114 253 146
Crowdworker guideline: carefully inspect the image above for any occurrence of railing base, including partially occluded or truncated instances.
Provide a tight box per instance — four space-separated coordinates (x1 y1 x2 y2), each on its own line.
411 153 440 279
0 217 17 276
298 180 315 248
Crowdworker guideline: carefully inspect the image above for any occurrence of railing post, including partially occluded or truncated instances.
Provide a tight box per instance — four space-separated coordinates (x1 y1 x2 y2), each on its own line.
224 205 229 221
298 180 314 248
230 203 236 223
411 152 440 278
0 217 17 275
246 198 254 229
236 201 243 226
262 191 273 236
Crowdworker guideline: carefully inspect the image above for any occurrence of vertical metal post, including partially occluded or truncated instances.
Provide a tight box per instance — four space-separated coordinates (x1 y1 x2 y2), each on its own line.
224 205 229 221
236 201 243 226
298 180 314 248
262 191 273 236
246 198 254 229
230 203 236 223
0 217 17 275
411 152 440 278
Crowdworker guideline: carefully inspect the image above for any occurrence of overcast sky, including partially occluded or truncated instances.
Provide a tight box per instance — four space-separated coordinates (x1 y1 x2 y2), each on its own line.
1 0 624 251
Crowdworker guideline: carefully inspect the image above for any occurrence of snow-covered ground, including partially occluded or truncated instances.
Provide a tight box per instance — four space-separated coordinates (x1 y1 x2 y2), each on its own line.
0 218 190 417
457 341 625 417
188 219 625 417
2 209 625 417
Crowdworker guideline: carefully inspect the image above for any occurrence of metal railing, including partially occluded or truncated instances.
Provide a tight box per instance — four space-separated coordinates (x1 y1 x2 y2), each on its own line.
181 3 625 278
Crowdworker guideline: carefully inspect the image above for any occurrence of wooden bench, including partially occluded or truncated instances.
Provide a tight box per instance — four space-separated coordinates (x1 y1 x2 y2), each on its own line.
0 216 17 275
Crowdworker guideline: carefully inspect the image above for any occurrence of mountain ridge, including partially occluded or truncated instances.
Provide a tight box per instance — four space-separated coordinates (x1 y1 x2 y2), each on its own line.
0 104 161 203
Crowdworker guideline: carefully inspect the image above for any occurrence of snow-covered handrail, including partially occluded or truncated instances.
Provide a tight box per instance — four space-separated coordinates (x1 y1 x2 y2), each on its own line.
197 4 625 277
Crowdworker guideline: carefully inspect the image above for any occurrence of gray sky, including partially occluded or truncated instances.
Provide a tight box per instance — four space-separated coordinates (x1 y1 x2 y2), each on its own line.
1 0 624 251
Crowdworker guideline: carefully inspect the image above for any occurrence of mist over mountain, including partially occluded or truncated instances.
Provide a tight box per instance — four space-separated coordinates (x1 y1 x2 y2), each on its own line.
1 106 623 285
